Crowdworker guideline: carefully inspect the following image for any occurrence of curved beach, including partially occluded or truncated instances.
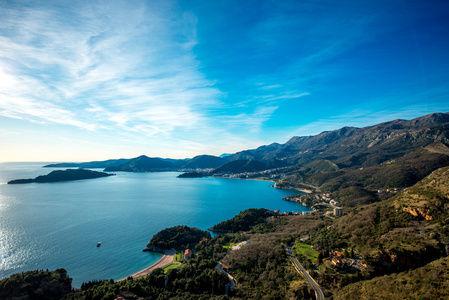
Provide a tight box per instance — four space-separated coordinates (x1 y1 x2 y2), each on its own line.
119 249 176 281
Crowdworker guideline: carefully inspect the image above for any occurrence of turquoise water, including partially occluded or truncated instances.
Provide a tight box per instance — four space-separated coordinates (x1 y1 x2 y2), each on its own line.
0 162 310 287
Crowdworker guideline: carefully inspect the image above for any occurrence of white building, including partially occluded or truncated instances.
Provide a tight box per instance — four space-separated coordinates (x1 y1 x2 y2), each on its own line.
334 207 343 216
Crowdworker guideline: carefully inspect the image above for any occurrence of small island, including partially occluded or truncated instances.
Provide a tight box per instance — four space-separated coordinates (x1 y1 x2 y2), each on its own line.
143 225 211 252
7 169 114 184
177 172 207 178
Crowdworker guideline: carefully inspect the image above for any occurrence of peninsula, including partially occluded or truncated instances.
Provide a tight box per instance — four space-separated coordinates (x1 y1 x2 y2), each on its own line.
7 169 114 184
143 225 210 252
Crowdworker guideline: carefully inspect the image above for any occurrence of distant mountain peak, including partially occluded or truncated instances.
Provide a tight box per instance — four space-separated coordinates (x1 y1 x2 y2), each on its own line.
182 155 226 169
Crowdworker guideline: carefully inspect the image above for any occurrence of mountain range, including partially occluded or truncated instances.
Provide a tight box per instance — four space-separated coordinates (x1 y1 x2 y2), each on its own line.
227 112 449 167
45 112 449 177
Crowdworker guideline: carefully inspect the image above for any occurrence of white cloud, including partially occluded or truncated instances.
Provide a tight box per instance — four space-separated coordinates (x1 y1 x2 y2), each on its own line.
223 105 279 133
0 0 225 143
259 84 282 90
262 92 309 102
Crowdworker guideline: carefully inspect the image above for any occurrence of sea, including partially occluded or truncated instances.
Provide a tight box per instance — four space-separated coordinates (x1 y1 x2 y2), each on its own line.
0 162 311 287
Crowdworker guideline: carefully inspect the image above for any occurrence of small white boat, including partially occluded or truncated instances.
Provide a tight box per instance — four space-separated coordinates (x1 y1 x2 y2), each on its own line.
97 242 101 247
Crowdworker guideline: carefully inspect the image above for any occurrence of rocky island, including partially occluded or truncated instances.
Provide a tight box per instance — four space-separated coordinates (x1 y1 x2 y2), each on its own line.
7 169 114 184
177 172 207 178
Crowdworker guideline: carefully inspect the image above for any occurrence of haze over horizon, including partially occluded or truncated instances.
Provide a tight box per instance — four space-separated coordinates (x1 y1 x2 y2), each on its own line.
1 0 449 162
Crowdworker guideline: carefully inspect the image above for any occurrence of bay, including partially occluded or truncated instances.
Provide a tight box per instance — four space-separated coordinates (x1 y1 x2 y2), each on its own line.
0 162 311 287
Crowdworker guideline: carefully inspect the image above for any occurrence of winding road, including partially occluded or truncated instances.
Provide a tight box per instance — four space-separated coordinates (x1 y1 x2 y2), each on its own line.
285 245 325 300
215 263 236 296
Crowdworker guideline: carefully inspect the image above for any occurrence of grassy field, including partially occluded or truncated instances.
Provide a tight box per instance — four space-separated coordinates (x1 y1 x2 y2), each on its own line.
294 242 320 264
163 252 181 272
222 242 237 249
163 263 181 272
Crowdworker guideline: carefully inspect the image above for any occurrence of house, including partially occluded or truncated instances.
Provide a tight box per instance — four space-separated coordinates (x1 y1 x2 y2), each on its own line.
299 235 310 242
184 249 192 260
330 199 339 206
331 258 341 266
333 251 344 258
334 207 343 216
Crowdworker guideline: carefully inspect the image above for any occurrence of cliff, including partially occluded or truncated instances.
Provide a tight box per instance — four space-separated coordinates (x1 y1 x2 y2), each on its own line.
393 165 449 221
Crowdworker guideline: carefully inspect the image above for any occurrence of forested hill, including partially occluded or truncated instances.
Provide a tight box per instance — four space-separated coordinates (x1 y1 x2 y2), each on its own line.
143 225 211 251
44 158 131 169
181 155 226 169
276 141 449 193
0 269 72 300
104 155 181 172
210 208 275 232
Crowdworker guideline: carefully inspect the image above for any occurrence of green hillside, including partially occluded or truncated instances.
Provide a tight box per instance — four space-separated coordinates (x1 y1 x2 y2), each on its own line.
210 208 274 232
333 256 449 300
302 159 339 174
332 167 449 275
212 159 287 174
276 142 449 193
181 155 226 169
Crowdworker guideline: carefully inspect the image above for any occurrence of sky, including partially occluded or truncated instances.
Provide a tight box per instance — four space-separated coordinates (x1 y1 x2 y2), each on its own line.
0 0 448 162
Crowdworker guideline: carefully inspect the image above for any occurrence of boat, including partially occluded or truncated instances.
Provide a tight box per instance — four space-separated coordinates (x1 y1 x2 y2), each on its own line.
97 242 101 247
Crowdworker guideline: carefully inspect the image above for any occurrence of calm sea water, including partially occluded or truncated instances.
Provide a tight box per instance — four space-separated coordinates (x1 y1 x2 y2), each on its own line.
0 162 310 287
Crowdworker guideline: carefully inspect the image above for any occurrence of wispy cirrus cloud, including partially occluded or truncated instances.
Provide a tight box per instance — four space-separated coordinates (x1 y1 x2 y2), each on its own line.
0 0 227 141
221 105 279 134
1 0 448 162
261 92 309 102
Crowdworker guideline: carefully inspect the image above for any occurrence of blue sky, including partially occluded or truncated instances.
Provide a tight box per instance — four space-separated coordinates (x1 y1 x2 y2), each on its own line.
0 0 448 162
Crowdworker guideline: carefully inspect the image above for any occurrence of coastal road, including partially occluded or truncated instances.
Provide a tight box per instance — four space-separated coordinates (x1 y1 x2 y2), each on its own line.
215 263 236 296
285 245 325 300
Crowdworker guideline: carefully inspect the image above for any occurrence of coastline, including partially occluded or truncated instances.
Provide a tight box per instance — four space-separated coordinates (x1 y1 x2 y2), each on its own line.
296 188 313 194
213 175 275 183
182 174 313 193
119 249 175 281
1 166 309 287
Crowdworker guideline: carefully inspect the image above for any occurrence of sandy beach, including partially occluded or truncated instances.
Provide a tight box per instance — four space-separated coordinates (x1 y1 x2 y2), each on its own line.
119 249 176 281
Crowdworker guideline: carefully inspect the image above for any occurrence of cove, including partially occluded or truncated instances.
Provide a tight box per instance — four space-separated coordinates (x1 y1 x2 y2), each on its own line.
0 163 311 287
